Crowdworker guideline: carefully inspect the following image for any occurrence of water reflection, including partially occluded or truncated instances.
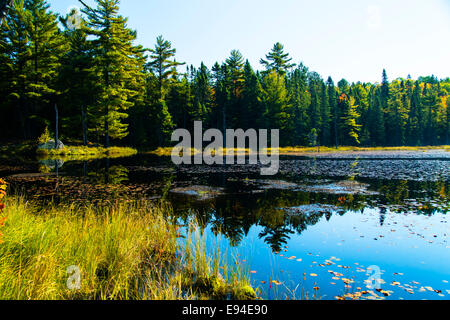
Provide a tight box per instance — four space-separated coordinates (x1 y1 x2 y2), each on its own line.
4 155 449 253
2 154 449 300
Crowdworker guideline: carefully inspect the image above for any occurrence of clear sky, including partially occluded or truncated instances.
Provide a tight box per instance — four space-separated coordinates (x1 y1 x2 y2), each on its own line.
48 0 450 83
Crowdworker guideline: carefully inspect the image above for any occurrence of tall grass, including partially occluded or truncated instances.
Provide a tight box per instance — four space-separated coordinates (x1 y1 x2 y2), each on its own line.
182 222 257 300
0 196 255 300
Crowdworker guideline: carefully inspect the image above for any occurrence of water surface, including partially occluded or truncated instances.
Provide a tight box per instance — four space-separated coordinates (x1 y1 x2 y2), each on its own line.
1 151 449 300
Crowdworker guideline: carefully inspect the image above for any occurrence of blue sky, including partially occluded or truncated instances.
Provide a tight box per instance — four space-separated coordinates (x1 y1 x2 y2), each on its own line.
48 0 450 83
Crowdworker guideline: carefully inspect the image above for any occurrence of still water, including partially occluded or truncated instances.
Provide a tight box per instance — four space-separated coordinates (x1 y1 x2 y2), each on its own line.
1 152 449 300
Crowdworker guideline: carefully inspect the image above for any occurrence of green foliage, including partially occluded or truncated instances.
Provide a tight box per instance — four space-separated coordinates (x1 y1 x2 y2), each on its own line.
81 0 146 146
0 2 448 148
260 42 295 76
37 126 51 144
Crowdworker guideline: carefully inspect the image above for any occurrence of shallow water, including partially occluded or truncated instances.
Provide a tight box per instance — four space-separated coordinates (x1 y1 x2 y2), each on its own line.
1 152 449 300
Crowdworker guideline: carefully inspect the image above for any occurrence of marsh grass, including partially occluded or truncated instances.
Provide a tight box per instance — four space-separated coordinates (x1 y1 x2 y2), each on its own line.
149 146 450 157
37 146 138 160
181 223 257 300
0 196 255 300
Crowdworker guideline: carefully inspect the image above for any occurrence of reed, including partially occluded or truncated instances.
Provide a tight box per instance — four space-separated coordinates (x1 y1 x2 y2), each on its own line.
0 196 255 300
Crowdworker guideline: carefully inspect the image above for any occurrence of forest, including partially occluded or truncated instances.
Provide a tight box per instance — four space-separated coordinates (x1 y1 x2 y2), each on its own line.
1 0 449 149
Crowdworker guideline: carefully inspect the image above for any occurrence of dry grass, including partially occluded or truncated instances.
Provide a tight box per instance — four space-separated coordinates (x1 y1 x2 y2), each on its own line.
0 196 255 300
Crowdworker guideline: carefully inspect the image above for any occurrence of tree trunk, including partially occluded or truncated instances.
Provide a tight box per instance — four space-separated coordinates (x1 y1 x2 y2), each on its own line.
54 104 59 149
104 67 110 148
81 105 87 146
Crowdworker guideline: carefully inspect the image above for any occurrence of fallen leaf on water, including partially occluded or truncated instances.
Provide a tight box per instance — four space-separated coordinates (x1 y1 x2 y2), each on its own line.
310 273 318 277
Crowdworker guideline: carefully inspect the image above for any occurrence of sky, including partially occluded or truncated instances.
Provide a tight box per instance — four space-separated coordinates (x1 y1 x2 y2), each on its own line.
47 0 450 83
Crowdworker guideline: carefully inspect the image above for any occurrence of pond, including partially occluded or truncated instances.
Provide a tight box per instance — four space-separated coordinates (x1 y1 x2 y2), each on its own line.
1 151 449 300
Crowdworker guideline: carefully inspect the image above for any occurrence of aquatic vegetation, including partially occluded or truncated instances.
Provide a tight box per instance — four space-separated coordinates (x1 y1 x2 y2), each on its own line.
170 186 226 201
0 196 255 300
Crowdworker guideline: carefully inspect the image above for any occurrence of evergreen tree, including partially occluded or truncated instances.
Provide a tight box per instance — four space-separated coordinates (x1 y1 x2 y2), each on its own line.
260 42 295 76
81 0 146 147
327 77 339 148
0 0 31 138
339 93 361 145
192 62 211 123
241 60 263 129
147 35 185 98
261 71 292 142
58 7 97 144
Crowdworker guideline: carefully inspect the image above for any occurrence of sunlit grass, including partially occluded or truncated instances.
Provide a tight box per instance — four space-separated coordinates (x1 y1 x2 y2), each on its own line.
271 145 450 154
37 146 138 160
148 145 450 156
0 196 255 300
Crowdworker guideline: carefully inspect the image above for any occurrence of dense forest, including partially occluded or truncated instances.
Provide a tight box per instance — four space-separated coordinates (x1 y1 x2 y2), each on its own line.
0 0 449 148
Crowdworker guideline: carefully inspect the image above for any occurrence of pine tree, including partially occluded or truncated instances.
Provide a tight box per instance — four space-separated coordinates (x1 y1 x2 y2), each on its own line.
225 50 244 128
260 42 295 76
192 62 211 123
58 7 97 144
261 71 292 143
0 0 31 138
242 60 263 129
327 77 339 148
147 35 185 98
1 0 64 138
287 64 310 145
81 0 146 147
339 93 361 145
25 0 66 129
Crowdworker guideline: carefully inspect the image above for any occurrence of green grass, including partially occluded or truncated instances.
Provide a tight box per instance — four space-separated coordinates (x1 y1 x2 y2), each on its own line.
275 145 450 154
0 196 255 300
37 146 138 160
149 145 450 156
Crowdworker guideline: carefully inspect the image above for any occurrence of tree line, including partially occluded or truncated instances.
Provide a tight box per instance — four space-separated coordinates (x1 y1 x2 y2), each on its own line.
1 0 449 148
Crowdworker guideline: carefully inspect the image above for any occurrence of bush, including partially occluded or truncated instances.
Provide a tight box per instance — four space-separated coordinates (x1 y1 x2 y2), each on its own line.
37 127 52 145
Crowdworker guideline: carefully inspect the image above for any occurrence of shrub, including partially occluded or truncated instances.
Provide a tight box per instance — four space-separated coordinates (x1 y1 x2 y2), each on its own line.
37 127 52 145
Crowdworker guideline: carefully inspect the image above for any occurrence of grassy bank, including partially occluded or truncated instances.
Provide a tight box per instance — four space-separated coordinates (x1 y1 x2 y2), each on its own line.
149 145 450 156
37 146 138 160
0 196 256 300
